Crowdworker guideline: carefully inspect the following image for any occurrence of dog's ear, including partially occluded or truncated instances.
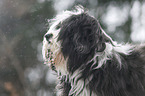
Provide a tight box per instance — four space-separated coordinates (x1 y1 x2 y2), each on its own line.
57 14 95 55
73 25 95 54
75 22 114 54
58 13 113 55
72 18 112 54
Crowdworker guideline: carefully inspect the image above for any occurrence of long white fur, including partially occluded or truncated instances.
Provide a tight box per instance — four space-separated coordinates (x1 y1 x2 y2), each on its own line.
69 70 95 96
96 42 134 69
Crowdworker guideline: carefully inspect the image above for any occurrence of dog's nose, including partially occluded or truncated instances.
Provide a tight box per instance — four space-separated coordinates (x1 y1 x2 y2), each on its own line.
45 33 53 41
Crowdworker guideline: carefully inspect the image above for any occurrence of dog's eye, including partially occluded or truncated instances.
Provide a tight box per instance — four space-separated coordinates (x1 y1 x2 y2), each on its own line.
56 23 61 30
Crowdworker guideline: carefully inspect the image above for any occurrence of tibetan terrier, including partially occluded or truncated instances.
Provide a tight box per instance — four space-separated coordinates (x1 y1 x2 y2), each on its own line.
42 6 145 96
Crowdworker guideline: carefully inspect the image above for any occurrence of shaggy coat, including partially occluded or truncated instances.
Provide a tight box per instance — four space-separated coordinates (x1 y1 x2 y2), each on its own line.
42 7 145 96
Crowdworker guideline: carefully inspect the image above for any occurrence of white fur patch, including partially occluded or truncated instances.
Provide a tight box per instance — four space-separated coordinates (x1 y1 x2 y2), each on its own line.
90 42 135 69
69 70 96 96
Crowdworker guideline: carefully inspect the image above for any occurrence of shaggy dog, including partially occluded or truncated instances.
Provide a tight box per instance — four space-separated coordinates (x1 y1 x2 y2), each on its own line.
42 6 145 96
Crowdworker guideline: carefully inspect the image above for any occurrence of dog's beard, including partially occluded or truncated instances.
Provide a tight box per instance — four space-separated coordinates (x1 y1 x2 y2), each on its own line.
42 35 68 75
42 39 55 70
46 49 56 72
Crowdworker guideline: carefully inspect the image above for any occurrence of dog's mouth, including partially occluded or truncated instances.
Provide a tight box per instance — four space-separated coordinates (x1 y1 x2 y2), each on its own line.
42 34 67 74
45 49 57 72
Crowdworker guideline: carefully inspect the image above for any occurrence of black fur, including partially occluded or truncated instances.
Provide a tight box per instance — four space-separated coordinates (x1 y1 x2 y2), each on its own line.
57 75 71 96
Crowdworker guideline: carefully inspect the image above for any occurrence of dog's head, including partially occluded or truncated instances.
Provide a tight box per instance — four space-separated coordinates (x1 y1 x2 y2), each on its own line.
42 6 113 74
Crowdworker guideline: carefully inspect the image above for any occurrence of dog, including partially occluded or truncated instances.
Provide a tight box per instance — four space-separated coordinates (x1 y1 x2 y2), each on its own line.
42 6 145 96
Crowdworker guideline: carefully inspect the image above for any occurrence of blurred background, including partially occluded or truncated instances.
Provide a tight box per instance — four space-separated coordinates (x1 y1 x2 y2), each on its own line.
0 0 145 96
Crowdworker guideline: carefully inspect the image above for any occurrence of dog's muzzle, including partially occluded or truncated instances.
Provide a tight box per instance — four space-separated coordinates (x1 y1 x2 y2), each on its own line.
44 33 57 72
